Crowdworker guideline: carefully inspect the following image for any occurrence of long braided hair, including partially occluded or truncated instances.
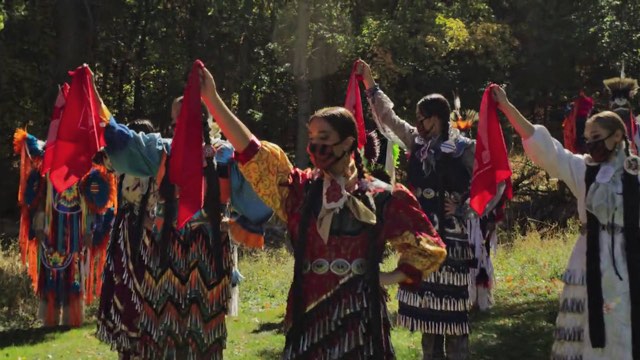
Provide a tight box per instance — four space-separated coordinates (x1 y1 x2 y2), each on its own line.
287 107 385 357
201 106 225 278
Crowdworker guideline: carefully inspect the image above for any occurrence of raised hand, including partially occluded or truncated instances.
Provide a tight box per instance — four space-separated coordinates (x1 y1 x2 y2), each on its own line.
491 85 509 109
200 66 217 98
355 59 376 90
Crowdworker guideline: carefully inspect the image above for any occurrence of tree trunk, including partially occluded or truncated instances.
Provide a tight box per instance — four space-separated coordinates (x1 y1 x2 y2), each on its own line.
54 0 93 85
293 0 311 167
132 0 150 118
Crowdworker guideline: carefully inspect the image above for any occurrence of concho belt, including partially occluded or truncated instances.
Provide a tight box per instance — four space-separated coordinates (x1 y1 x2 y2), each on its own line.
302 258 367 276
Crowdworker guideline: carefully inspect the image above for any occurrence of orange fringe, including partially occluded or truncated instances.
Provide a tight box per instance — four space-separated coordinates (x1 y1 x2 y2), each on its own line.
66 293 83 327
26 237 39 293
15 130 42 291
85 250 95 305
84 232 109 305
229 219 264 249
94 237 108 298
13 128 27 155
18 207 29 265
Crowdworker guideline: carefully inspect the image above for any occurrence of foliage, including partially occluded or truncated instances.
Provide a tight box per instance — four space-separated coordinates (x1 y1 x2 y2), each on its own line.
0 244 39 331
2 0 640 219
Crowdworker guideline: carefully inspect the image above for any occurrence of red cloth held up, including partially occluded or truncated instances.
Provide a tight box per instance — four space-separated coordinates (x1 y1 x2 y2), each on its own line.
169 60 205 229
344 62 366 149
42 83 70 175
470 84 513 216
49 66 105 192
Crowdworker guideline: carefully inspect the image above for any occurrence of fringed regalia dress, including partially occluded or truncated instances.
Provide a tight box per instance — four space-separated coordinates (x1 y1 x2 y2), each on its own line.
14 129 115 327
101 119 272 359
235 138 448 359
523 125 640 360
365 88 482 336
97 174 157 357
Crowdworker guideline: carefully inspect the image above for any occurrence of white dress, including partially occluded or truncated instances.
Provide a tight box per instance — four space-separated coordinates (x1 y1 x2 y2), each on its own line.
522 125 633 360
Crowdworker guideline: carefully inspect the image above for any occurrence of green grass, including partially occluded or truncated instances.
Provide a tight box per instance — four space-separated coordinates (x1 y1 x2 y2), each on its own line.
0 226 577 359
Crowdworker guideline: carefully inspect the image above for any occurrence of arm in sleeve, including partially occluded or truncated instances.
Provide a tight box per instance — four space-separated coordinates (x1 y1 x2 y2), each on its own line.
103 117 171 177
383 184 448 288
235 137 294 223
522 125 586 199
366 87 418 150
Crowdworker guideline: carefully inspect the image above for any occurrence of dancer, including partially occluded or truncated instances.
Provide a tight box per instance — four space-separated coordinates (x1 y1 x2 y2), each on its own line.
200 65 447 359
356 59 505 359
97 119 157 359
563 90 594 154
14 128 115 327
493 85 640 360
98 62 272 359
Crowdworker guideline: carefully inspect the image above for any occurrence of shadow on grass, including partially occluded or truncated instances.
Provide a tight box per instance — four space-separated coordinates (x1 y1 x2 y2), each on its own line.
252 319 284 334
469 297 558 360
0 325 75 348
257 348 282 359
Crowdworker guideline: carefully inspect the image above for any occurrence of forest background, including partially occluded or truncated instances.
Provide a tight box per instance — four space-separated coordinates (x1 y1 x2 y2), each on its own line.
1 0 638 223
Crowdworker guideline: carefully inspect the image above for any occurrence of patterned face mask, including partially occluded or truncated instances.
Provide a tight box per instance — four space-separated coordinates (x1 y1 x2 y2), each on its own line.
307 141 347 170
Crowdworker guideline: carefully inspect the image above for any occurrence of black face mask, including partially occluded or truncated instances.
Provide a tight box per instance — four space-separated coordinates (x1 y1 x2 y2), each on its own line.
307 141 347 170
586 133 615 163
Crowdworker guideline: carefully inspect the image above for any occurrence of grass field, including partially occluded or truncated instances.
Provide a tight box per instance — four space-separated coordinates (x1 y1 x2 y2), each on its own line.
0 222 577 359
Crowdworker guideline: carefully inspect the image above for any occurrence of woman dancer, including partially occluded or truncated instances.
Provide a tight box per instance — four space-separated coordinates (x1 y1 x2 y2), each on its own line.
493 85 639 360
200 65 448 359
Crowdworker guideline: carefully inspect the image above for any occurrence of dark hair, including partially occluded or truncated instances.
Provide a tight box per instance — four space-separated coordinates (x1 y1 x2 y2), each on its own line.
202 113 225 277
417 94 451 140
128 119 156 133
309 107 358 150
308 107 367 180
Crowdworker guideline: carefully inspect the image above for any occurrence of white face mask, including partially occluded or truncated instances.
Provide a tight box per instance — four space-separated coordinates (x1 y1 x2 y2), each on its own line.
614 97 628 107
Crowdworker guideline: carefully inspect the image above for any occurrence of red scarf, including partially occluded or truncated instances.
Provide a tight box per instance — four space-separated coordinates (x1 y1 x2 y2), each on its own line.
42 83 70 175
49 66 105 192
169 60 205 229
344 61 366 149
470 84 512 216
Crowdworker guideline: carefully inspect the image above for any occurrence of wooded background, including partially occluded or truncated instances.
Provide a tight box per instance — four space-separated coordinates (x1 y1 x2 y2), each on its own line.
1 0 639 220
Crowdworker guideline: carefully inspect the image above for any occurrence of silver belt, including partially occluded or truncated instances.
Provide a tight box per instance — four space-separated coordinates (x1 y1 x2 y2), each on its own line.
302 258 367 276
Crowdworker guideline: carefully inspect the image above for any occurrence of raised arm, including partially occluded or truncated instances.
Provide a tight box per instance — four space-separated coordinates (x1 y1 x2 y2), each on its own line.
103 118 170 177
355 59 418 150
200 66 294 222
492 86 586 198
491 86 535 140
200 67 253 153
90 73 170 177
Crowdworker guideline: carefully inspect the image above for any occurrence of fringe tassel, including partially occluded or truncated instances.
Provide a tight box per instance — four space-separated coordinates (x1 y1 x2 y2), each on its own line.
559 298 585 314
43 290 58 327
562 269 586 286
396 314 469 335
424 266 471 287
283 277 393 360
65 293 83 327
397 289 471 312
27 235 39 293
554 326 584 342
